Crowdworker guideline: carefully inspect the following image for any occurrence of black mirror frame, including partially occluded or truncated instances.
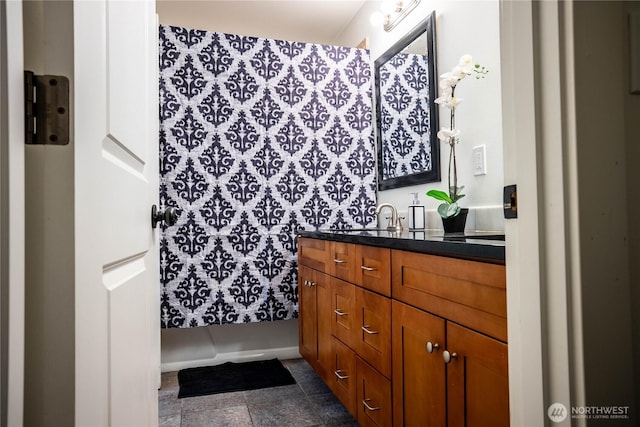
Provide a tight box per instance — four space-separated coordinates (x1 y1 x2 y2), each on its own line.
374 11 439 191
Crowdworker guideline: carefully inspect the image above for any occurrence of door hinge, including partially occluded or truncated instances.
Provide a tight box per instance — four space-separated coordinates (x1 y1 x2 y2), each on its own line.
24 70 70 145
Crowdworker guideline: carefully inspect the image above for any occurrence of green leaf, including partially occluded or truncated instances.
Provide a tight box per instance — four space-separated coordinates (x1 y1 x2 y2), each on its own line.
438 202 460 219
427 190 453 203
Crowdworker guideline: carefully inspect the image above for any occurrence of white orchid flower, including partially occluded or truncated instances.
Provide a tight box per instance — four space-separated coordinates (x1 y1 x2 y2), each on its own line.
458 54 474 73
437 127 461 143
439 72 460 90
434 94 463 109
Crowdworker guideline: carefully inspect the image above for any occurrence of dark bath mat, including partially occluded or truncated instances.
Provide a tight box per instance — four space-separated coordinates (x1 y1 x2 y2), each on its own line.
177 358 296 398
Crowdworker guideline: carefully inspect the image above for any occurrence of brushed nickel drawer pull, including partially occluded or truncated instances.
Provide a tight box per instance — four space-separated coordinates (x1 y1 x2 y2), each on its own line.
334 309 348 316
362 398 380 411
361 325 379 335
334 370 348 380
360 265 377 271
333 258 347 264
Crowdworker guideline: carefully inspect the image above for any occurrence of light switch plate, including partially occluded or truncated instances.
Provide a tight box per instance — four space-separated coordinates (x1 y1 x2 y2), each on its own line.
473 145 487 176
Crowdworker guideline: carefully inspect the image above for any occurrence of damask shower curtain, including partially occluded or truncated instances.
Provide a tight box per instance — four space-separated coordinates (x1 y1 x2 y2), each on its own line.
158 25 377 328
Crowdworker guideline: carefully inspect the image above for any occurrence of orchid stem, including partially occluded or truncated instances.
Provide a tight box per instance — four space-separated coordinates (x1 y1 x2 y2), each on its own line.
449 86 457 200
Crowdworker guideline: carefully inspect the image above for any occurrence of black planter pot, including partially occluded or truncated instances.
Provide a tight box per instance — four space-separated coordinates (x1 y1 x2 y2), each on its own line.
442 208 469 234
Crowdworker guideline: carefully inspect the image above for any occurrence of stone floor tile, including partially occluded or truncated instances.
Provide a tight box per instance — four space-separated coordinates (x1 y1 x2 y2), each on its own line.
249 395 323 427
280 358 315 377
243 384 303 405
181 405 252 427
296 372 332 396
159 389 182 417
161 371 179 390
310 392 356 425
181 390 247 413
158 413 181 427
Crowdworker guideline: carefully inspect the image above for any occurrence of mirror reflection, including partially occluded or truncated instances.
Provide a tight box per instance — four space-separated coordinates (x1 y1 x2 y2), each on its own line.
374 12 439 190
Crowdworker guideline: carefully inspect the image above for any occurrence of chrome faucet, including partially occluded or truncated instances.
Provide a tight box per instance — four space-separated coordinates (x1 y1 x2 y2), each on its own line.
375 203 403 232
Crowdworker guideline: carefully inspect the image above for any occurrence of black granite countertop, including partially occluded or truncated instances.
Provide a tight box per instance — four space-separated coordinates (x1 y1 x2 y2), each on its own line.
298 228 505 264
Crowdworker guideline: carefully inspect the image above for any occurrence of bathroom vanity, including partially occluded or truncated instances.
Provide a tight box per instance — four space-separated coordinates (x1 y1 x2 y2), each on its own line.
297 229 509 427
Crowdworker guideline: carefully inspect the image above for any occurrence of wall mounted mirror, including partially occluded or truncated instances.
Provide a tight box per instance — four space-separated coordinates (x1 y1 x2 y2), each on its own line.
374 11 439 190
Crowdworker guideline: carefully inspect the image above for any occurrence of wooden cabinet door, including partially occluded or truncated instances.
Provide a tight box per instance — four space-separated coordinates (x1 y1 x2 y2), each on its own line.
356 357 392 427
315 269 332 382
298 237 329 271
355 288 391 378
446 323 509 427
330 241 357 283
331 278 356 348
299 265 317 368
392 301 446 427
299 265 332 381
356 245 391 296
330 337 357 417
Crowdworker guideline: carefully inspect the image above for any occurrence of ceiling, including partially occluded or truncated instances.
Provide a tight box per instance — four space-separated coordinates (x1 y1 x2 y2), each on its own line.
156 0 368 45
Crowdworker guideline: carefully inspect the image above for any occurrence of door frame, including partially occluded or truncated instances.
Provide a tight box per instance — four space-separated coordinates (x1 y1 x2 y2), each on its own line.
500 1 576 425
0 1 25 426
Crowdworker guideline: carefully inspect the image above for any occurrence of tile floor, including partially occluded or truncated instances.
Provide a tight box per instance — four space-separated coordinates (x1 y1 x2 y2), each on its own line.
159 358 358 427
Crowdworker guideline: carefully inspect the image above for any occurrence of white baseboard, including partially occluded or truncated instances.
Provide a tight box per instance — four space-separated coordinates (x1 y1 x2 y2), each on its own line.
160 345 301 373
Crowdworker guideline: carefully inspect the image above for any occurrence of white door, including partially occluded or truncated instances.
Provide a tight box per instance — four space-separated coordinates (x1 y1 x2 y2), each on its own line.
74 0 159 425
1 1 25 426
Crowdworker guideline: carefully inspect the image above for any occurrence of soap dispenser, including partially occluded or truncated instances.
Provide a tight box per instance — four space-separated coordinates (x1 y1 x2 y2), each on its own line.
408 192 425 230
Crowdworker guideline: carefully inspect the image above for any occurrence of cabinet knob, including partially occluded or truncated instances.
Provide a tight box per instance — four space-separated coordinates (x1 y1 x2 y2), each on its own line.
425 341 440 353
333 258 347 264
334 309 348 317
443 350 458 364
361 265 377 271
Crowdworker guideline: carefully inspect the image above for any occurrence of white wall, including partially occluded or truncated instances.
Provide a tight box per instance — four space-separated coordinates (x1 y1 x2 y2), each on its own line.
335 1 504 231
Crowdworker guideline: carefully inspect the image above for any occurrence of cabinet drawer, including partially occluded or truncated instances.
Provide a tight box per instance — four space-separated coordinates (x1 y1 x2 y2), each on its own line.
330 242 357 283
298 237 329 271
392 250 507 342
356 357 392 427
330 337 357 418
356 245 391 296
331 278 356 348
355 288 391 378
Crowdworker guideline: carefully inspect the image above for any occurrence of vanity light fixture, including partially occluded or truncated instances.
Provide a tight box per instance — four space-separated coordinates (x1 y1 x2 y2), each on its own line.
370 0 422 32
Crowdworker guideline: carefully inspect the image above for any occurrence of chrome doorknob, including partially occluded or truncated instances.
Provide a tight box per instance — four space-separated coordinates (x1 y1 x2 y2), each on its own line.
151 205 177 229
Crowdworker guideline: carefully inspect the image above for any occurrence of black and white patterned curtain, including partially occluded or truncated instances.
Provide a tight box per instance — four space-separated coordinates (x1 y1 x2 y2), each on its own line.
158 25 377 328
379 52 433 178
